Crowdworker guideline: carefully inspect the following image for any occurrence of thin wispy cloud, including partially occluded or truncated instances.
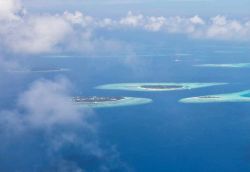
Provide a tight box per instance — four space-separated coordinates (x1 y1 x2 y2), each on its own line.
0 77 131 171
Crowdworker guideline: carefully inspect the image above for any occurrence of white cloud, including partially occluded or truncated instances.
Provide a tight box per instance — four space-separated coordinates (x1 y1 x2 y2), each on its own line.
1 0 250 57
18 78 88 128
190 15 205 25
0 1 98 55
0 77 130 171
99 18 117 28
204 15 250 40
0 8 124 55
211 15 227 26
2 15 73 54
63 11 94 27
1 77 91 130
114 13 250 40
120 11 144 27
144 16 166 31
0 0 24 21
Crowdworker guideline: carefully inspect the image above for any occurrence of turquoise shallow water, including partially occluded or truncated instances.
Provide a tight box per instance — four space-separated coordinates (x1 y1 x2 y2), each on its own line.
195 63 250 68
242 92 250 97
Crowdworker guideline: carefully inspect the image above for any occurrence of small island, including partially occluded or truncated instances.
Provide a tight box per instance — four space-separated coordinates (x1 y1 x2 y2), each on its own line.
140 85 184 90
72 96 152 108
195 63 250 68
9 67 69 73
73 96 124 103
30 67 69 73
180 90 250 103
96 83 227 92
198 96 221 99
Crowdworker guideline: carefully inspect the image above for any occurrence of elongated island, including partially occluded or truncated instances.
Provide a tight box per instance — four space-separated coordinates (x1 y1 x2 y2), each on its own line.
96 83 227 92
180 90 250 103
72 96 152 108
9 67 69 73
195 63 250 68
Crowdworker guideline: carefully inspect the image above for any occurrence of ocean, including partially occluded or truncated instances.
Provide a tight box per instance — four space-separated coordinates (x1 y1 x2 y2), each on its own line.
1 36 250 171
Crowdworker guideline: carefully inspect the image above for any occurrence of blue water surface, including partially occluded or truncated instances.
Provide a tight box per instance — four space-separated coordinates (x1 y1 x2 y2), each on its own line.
1 35 250 171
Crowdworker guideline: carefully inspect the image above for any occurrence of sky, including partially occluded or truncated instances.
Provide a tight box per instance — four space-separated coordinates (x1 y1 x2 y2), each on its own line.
23 0 250 17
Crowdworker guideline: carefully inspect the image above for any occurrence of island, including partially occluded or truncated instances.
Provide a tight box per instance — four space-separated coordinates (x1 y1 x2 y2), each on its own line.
198 96 221 99
9 67 69 73
73 96 124 103
180 90 250 103
195 63 250 68
96 83 227 92
140 85 184 90
72 96 152 108
30 67 69 73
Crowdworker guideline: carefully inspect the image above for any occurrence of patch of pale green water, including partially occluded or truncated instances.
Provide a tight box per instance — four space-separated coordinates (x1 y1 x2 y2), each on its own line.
8 68 70 73
195 63 250 68
96 83 227 92
180 90 250 103
73 96 152 108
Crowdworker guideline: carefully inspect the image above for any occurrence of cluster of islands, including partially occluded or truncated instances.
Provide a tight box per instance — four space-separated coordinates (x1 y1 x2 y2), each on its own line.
96 83 226 92
72 82 230 108
14 62 250 108
73 82 250 107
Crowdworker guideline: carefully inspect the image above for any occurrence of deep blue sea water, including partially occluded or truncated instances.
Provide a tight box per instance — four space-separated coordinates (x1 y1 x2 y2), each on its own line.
1 37 250 171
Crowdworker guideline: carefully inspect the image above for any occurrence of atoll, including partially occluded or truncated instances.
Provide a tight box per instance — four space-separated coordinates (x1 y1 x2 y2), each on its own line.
180 90 250 103
96 83 227 92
